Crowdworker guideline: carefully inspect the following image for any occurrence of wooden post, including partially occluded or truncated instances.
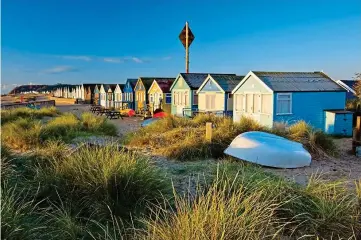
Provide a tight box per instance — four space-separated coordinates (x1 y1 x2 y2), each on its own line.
206 122 212 142
185 21 189 73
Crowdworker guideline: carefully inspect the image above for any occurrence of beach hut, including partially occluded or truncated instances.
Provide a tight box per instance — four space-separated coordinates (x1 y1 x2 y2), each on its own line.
134 77 161 113
231 71 351 135
148 78 175 114
196 74 243 116
103 84 117 108
114 84 125 108
74 85 81 99
123 78 138 110
170 73 208 117
83 84 101 104
81 85 85 100
99 84 107 107
93 85 100 105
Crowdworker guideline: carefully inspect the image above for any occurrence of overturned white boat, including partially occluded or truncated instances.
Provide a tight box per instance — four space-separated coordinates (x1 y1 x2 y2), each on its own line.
224 131 311 169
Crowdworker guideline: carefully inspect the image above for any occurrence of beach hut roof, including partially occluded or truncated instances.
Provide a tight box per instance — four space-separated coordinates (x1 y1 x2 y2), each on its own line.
252 71 345 92
153 78 175 93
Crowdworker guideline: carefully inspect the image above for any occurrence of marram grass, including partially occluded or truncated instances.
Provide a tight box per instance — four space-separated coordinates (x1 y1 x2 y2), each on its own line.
128 115 336 160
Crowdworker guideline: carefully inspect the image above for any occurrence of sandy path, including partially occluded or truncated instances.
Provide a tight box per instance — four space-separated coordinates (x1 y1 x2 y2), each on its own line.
264 138 361 187
56 104 142 136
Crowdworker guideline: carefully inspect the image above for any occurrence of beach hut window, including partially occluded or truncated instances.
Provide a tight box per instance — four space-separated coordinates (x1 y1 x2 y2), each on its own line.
150 94 154 103
276 93 292 115
166 93 172 104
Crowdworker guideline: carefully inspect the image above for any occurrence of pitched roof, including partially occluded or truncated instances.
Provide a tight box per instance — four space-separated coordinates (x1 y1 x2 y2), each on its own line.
138 77 156 89
179 73 209 89
118 84 125 91
103 84 117 92
83 84 101 93
209 74 244 92
252 71 345 92
154 78 175 93
139 77 173 90
127 78 138 88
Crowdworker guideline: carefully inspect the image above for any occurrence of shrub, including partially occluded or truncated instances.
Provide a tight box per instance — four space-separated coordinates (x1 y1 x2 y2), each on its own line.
1 107 59 124
288 120 311 142
81 112 118 136
1 118 43 151
40 113 81 141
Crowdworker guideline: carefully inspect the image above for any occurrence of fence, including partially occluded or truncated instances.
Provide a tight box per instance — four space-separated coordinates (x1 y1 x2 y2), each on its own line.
0 100 56 110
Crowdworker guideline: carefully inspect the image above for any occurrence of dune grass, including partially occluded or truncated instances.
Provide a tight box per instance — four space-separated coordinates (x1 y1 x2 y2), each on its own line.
127 115 336 160
1 112 118 151
1 106 59 125
139 163 360 239
1 108 357 239
81 112 118 136
2 142 359 239
22 145 170 221
1 118 43 151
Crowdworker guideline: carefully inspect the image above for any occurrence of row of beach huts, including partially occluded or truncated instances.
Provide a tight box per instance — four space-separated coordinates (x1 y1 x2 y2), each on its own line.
52 71 357 136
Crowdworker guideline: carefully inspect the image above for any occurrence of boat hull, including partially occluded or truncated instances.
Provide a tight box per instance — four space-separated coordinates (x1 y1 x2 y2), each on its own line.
224 131 311 169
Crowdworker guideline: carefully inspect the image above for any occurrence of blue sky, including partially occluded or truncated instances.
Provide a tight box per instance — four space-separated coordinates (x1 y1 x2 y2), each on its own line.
2 0 361 93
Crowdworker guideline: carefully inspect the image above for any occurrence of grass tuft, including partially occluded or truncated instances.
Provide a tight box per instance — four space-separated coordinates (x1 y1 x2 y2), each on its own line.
81 112 118 136
31 145 171 220
1 106 59 125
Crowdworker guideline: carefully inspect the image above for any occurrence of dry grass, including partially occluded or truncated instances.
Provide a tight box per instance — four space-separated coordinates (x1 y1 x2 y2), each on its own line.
128 115 336 160
1 118 43 151
138 165 360 239
81 112 118 136
1 112 118 151
1 107 59 124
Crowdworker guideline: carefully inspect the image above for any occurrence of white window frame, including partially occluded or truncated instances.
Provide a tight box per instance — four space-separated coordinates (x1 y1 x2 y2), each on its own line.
276 93 292 115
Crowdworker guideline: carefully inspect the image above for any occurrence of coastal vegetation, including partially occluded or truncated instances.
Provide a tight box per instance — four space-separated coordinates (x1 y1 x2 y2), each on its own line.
1 107 359 239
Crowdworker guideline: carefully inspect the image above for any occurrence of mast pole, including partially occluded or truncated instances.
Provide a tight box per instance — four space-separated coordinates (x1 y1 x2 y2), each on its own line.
185 21 189 73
